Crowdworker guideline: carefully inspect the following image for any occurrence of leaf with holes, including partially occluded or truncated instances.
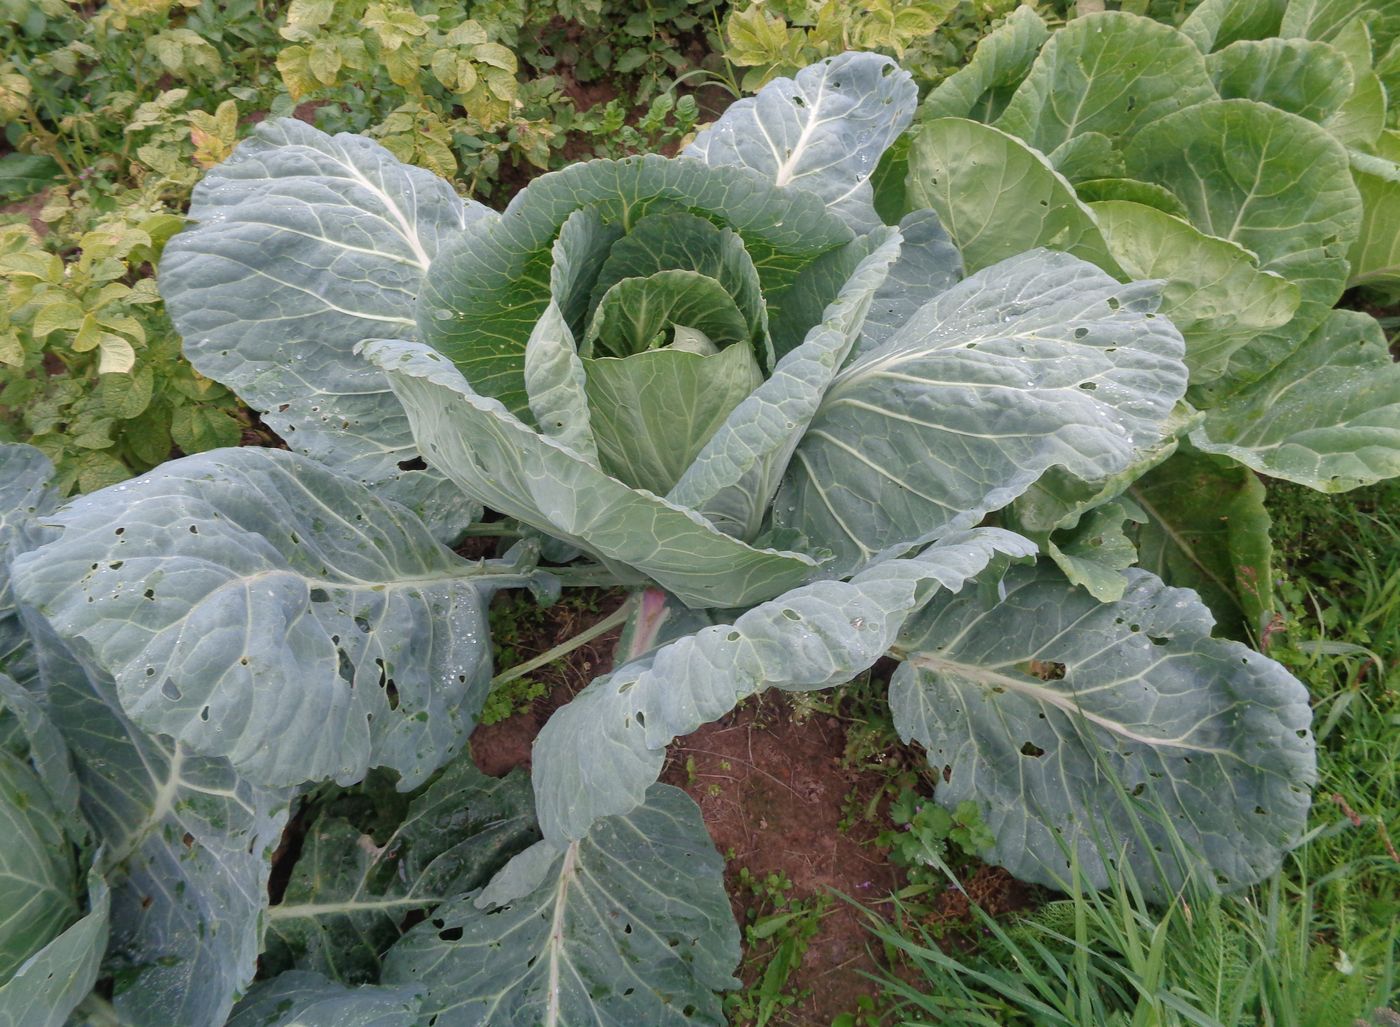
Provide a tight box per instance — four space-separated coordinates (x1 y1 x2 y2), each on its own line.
12 448 551 788
266 762 537 983
890 562 1315 898
160 120 485 540
382 784 739 1027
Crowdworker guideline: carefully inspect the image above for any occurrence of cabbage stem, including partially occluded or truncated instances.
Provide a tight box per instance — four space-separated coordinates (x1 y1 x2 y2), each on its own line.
489 598 635 689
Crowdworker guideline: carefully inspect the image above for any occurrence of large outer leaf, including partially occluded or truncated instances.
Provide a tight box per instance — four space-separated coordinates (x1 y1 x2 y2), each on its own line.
1091 200 1299 383
1281 0 1400 52
362 339 822 608
383 785 740 1027
14 448 542 789
891 564 1315 896
225 972 421 1027
0 747 76 982
906 119 1119 274
919 5 1049 122
667 228 903 540
27 621 288 1027
0 673 82 838
1124 99 1362 383
1191 310 1400 491
267 762 537 983
1206 38 1353 123
775 250 1187 575
527 529 1034 848
854 209 963 358
418 155 851 415
1129 447 1273 638
0 873 107 1027
1180 0 1287 52
684 51 917 232
0 446 59 679
1348 136 1400 293
159 120 482 539
996 13 1217 156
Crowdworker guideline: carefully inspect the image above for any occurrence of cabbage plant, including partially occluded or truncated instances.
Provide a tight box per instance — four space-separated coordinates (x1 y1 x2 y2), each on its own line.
878 4 1400 635
0 53 1317 1026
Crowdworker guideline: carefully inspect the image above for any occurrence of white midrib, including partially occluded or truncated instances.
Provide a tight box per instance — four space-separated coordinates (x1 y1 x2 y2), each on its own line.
108 744 187 867
773 76 827 188
267 895 447 920
544 841 581 1027
908 654 1231 756
342 162 432 270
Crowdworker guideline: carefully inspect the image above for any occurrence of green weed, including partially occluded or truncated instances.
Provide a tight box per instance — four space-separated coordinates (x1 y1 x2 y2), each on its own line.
725 866 834 1027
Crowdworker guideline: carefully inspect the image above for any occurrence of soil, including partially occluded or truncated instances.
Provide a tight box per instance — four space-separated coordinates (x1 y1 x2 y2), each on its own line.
0 191 51 237
660 696 901 1024
469 588 629 777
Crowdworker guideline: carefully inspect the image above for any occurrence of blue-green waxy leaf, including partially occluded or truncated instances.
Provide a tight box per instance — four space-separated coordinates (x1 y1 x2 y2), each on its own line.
1090 200 1300 383
1207 38 1354 123
1281 0 1400 53
362 339 823 609
383 785 740 1027
418 155 851 415
159 120 483 540
0 672 83 844
685 51 917 232
13 448 543 789
996 13 1218 156
1179 0 1287 53
0 746 77 983
1190 310 1400 491
906 119 1120 274
1348 133 1400 293
775 250 1188 576
266 762 537 984
528 529 1035 847
918 5 1048 123
0 446 59 681
0 871 107 1027
26 622 288 1027
1124 99 1362 384
891 563 1315 898
667 228 904 540
1129 447 1274 638
225 972 421 1027
852 210 963 360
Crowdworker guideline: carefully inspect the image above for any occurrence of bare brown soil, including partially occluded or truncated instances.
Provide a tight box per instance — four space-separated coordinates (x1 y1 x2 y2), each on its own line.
469 588 629 777
661 696 901 1024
